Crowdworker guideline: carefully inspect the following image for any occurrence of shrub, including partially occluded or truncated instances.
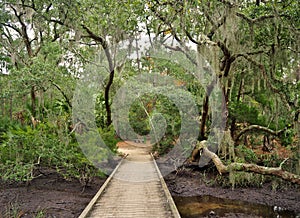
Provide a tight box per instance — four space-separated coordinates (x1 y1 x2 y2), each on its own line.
0 123 105 183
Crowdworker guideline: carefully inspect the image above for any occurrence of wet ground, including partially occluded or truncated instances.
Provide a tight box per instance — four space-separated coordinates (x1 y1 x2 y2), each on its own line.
164 168 300 217
0 169 105 218
1 166 299 218
0 141 299 218
173 195 296 218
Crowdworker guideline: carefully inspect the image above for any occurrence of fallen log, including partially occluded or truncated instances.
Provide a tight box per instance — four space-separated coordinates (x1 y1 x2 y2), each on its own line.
198 141 300 185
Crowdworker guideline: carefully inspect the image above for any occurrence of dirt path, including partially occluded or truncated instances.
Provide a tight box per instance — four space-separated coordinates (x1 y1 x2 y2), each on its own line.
83 141 178 218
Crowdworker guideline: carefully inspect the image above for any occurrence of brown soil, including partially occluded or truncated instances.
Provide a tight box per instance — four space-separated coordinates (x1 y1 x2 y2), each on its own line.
0 169 105 218
164 167 300 214
0 141 299 217
2 167 299 218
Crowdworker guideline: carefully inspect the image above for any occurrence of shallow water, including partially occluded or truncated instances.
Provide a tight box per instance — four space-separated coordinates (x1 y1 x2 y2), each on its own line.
173 195 297 218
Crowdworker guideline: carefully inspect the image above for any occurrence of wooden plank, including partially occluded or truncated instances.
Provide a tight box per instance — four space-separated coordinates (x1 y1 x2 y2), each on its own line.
78 159 124 218
151 153 182 218
79 142 181 218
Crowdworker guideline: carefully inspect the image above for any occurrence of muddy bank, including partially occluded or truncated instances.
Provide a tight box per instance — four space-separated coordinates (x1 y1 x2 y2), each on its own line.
0 169 105 218
164 167 300 214
0 165 299 217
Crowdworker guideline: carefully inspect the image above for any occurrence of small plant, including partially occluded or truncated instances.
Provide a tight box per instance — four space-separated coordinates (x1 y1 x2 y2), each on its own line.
280 128 294 147
228 171 265 189
35 209 46 218
4 202 24 218
262 154 282 167
236 144 258 163
98 126 119 152
0 121 110 184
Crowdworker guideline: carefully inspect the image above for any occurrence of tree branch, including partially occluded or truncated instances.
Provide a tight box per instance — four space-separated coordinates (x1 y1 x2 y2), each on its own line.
198 141 300 185
207 15 226 40
50 80 72 109
236 12 275 24
1 22 21 35
235 125 287 141
81 24 107 48
10 5 33 57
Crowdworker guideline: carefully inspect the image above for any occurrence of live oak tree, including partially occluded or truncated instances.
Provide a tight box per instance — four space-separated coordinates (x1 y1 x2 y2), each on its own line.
0 0 74 118
38 0 145 127
146 0 299 183
0 0 299 185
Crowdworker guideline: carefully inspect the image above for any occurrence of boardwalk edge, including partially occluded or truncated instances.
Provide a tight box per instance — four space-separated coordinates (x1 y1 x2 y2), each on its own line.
78 158 124 218
151 153 182 218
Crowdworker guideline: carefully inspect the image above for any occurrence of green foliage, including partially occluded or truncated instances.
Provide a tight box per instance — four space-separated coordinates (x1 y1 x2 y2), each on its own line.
229 102 260 124
236 145 258 163
0 0 299 189
261 154 283 168
0 123 103 183
129 93 182 155
95 94 107 128
153 137 174 155
229 171 265 189
98 126 120 153
280 128 294 147
0 117 15 143
129 96 152 136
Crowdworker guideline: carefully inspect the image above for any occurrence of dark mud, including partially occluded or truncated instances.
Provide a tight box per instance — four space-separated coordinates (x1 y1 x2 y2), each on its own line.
164 167 300 215
0 169 105 218
0 166 299 218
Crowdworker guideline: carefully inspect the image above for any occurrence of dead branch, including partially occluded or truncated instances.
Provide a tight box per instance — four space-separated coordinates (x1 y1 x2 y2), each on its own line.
235 125 286 141
198 141 300 185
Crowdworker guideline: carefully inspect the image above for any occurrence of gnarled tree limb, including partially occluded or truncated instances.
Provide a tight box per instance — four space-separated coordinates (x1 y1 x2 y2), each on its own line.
198 141 300 185
235 125 286 141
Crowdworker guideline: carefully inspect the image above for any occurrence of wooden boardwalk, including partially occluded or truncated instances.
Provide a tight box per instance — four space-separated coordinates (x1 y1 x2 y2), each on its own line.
79 141 181 218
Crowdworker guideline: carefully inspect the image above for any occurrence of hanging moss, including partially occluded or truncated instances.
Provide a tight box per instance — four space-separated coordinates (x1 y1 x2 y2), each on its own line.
218 130 235 162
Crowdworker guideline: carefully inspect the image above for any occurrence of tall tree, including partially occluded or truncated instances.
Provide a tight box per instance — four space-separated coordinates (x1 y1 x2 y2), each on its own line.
39 0 145 126
0 0 74 118
147 0 299 140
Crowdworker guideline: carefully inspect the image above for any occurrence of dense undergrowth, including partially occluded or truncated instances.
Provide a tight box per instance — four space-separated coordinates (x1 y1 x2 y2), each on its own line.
0 117 118 185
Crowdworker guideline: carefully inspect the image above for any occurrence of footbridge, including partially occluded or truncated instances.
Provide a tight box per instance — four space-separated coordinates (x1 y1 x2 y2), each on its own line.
79 141 181 218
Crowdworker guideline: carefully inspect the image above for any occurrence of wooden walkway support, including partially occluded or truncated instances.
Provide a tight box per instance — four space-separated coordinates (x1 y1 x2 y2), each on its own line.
79 141 181 218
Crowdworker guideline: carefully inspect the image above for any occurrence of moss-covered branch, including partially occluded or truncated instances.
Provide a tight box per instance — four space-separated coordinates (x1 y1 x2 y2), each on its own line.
197 141 300 185
235 125 286 141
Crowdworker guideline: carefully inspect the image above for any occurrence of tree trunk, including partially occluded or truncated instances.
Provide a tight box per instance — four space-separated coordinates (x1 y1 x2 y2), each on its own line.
81 25 115 127
199 96 209 140
31 86 36 116
224 78 231 129
104 49 114 127
230 77 243 138
104 70 114 127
